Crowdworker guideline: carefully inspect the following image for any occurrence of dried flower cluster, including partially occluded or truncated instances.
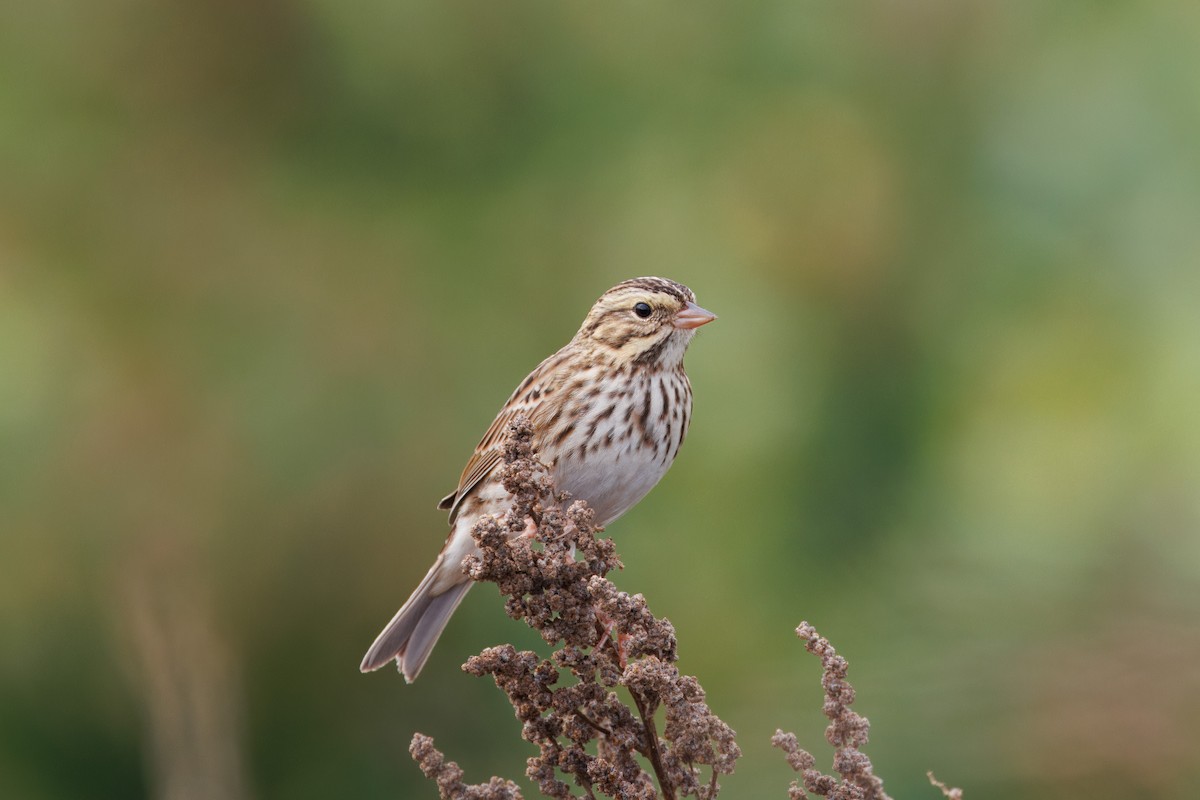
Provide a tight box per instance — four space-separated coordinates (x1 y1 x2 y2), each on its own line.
410 416 740 799
410 734 523 800
772 623 960 799
771 621 889 800
926 773 962 800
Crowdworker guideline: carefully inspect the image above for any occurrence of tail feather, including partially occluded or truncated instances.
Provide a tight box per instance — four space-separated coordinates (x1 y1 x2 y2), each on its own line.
360 559 473 682
398 583 472 680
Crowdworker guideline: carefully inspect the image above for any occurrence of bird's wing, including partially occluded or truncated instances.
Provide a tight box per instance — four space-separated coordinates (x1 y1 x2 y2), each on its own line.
438 351 567 524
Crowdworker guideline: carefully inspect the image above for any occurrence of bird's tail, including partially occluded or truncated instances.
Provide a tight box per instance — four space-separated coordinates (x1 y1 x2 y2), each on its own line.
359 558 473 682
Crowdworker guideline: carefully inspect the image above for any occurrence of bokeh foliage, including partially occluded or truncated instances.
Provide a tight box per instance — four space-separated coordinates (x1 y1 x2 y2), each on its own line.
2 2 1199 799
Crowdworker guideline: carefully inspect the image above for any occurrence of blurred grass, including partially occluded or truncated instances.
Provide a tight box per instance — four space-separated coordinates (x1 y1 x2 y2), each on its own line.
2 1 1200 798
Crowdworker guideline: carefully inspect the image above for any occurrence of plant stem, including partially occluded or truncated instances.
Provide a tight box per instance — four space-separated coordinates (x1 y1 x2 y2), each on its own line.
630 687 674 800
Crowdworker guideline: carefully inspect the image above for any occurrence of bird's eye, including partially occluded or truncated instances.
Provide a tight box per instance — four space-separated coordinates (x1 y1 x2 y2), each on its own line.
633 302 652 319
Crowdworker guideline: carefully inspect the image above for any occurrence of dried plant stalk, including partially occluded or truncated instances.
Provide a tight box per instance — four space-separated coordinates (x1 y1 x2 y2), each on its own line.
411 416 740 799
771 621 890 800
773 623 960 799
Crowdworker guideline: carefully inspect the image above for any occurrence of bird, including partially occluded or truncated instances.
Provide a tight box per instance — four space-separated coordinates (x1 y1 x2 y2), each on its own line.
360 277 716 681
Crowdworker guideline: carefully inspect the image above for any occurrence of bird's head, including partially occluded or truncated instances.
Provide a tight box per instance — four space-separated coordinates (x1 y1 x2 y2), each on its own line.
574 277 716 369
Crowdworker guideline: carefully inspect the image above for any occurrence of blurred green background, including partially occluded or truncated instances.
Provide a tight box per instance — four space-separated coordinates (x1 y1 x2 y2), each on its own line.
3 1 1199 798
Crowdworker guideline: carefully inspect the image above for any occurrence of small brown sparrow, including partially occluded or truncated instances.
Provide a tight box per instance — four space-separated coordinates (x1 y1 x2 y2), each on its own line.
361 277 716 681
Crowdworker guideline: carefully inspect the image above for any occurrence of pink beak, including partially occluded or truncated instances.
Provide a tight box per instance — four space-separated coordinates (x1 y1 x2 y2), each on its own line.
673 301 717 330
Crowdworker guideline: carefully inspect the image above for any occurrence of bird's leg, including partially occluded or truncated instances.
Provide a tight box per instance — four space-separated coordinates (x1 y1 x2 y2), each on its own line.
593 605 628 667
564 517 578 561
517 515 538 539
594 614 610 652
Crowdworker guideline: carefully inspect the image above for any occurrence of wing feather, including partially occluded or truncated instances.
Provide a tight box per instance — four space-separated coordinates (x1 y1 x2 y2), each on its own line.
440 350 569 523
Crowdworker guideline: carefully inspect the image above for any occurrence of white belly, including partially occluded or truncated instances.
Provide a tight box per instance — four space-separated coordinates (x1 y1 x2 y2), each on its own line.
553 440 671 527
548 371 690 526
